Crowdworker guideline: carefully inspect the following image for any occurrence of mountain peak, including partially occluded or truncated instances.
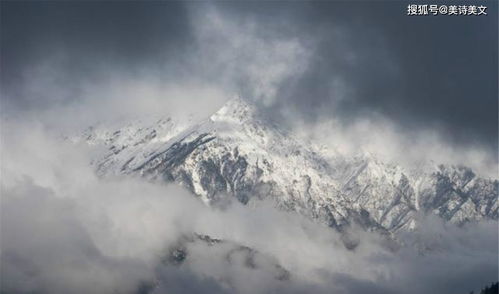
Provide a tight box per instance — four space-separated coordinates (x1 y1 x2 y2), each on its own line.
210 96 257 124
77 95 498 234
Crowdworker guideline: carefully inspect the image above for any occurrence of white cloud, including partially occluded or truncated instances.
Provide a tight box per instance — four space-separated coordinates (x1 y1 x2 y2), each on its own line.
0 119 497 294
291 114 498 178
0 4 496 293
188 4 310 106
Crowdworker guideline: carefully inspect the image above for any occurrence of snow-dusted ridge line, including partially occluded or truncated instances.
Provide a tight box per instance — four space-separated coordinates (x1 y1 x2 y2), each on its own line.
77 97 498 234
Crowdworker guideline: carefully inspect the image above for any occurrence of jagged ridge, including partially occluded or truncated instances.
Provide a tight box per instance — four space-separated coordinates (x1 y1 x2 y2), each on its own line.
77 97 498 234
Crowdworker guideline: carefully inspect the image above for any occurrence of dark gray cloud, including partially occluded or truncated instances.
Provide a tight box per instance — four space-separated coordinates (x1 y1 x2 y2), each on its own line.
217 0 498 151
1 1 193 111
1 1 496 154
1 3 497 293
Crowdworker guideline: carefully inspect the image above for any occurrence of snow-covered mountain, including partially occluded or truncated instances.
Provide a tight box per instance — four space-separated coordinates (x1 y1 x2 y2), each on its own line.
77 97 498 234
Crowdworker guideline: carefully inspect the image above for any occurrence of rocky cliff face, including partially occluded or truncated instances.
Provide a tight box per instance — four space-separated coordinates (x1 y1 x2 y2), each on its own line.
77 98 498 234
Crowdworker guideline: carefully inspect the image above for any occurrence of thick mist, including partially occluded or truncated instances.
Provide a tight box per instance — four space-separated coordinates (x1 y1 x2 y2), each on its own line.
1 2 497 293
1 118 497 294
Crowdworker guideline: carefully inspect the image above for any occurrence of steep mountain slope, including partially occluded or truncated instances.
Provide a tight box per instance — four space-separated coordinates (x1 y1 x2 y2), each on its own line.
78 98 498 234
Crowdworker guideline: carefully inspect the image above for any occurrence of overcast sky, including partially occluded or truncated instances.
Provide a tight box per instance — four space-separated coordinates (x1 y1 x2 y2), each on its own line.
1 0 497 155
1 2 498 293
